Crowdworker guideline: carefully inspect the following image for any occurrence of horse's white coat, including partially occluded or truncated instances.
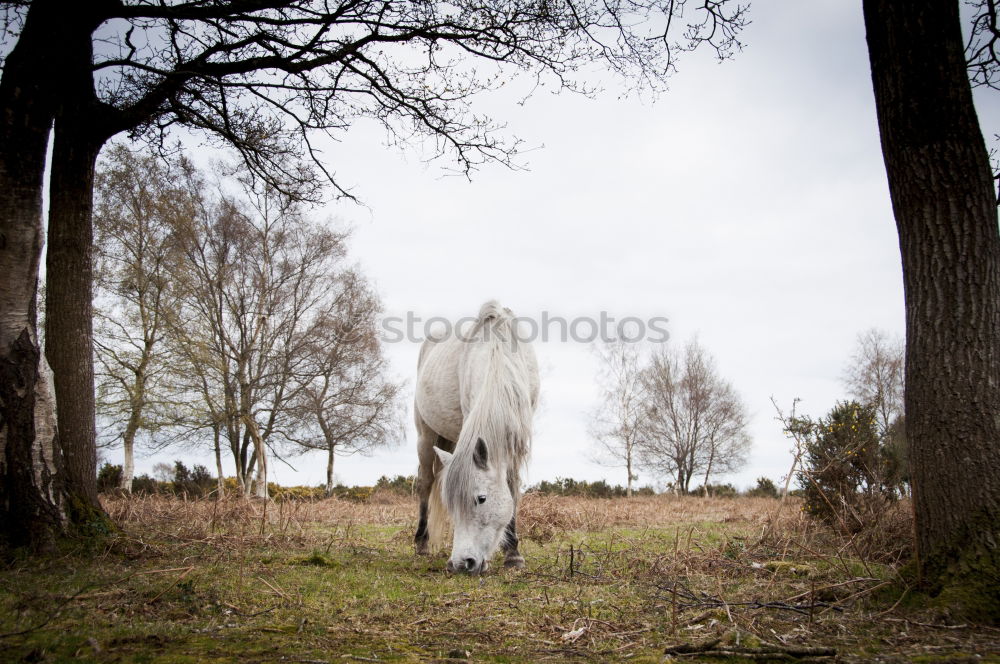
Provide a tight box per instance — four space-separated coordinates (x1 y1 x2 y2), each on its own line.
414 302 539 573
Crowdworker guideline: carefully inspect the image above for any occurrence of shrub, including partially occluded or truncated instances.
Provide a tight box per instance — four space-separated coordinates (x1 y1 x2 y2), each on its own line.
223 476 240 494
374 475 414 495
797 400 900 532
528 477 658 497
269 484 326 501
171 461 216 498
746 477 779 499
689 483 738 498
97 463 123 493
131 474 160 495
331 485 375 503
531 477 626 498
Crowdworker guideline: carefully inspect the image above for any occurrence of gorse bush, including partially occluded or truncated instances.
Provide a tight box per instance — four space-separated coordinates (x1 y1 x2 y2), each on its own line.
746 477 779 499
97 463 123 492
172 461 216 498
269 484 327 501
374 475 414 494
131 474 160 495
797 401 902 532
688 483 738 498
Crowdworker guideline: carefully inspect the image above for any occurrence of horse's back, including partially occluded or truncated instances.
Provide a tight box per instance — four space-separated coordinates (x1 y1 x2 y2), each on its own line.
415 332 464 443
415 307 540 446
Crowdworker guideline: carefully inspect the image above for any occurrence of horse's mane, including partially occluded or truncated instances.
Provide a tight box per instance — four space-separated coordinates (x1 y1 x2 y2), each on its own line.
441 301 534 521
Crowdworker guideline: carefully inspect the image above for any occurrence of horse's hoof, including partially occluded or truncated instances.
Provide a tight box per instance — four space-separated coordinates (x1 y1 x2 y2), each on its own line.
415 543 430 556
504 555 525 569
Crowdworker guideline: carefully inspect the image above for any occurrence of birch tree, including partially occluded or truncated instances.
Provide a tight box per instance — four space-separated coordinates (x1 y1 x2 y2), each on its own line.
286 275 405 496
93 146 190 492
168 167 362 497
589 339 646 497
639 339 750 494
842 328 904 439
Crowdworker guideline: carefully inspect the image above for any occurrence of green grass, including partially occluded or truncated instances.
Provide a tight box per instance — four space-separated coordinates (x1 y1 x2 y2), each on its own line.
1 494 998 663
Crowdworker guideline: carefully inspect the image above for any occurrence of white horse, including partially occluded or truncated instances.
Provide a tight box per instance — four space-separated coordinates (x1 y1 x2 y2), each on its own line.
413 301 539 573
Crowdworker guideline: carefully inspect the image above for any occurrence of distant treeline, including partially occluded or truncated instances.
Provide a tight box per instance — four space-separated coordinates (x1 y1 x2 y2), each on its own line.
525 476 786 499
98 462 414 502
99 462 786 501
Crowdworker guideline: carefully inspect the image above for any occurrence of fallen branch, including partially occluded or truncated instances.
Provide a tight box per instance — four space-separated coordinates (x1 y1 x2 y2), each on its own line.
665 640 836 660
782 577 881 602
884 617 969 630
679 599 843 615
680 648 834 661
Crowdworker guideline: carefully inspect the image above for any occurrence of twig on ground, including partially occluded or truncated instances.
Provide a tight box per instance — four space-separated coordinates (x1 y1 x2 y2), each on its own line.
665 639 836 660
884 617 969 630
146 566 195 604
257 576 291 600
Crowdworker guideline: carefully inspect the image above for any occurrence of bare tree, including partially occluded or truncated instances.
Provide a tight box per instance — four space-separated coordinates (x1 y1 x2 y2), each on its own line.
772 397 814 502
639 339 750 495
166 164 371 498
842 328 904 439
589 339 646 497
93 146 193 492
285 275 405 496
841 328 908 495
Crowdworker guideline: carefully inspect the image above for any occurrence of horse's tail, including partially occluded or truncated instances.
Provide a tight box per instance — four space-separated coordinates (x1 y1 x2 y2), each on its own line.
427 470 450 552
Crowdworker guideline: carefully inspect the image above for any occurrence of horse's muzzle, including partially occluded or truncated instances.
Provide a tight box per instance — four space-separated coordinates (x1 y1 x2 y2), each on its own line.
447 558 489 574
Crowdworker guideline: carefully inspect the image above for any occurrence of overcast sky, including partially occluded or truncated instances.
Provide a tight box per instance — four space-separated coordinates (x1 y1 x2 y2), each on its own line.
132 1 1000 491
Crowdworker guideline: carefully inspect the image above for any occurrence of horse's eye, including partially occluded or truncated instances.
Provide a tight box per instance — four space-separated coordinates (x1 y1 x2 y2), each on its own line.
476 495 487 505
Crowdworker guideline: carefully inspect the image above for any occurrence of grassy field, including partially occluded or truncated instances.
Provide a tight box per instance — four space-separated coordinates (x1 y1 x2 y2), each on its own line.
1 493 998 663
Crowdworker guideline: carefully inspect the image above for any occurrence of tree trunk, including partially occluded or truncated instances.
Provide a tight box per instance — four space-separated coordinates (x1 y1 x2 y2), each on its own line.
243 412 268 499
781 451 800 503
120 434 135 493
326 444 336 497
243 444 257 498
0 0 69 550
702 447 715 498
42 0 121 526
625 445 632 498
252 443 268 499
213 426 225 498
118 372 146 494
864 0 1000 621
45 106 106 522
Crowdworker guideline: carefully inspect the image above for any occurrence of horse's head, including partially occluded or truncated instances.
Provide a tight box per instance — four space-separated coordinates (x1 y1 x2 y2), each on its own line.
434 439 514 574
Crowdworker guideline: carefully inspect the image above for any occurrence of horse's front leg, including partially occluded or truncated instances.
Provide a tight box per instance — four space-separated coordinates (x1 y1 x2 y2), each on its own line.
502 471 525 568
501 514 525 568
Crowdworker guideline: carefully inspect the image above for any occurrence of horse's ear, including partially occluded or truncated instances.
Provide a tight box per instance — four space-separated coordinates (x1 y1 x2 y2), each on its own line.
434 447 453 467
473 438 488 470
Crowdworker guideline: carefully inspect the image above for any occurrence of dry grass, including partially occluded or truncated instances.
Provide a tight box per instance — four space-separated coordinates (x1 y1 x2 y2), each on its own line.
2 493 998 663
517 493 785 540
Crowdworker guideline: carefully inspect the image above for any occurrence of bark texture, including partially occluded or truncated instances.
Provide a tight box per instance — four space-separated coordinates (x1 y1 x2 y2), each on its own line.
46 123 103 515
0 0 69 549
43 1 117 518
864 0 1000 621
